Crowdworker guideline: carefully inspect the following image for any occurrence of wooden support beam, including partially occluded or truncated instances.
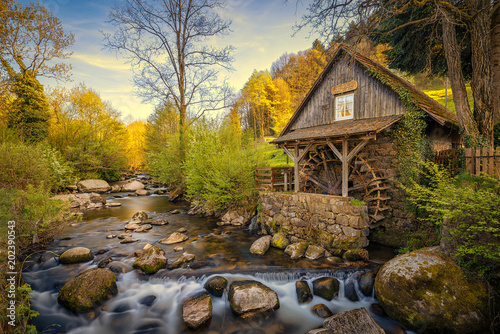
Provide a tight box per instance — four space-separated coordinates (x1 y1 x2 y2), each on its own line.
326 140 343 161
342 139 349 197
282 146 295 161
346 139 370 163
294 145 300 192
297 142 314 163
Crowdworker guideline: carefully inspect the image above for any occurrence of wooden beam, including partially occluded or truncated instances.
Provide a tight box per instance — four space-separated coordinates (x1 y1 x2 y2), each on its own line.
297 142 314 163
346 139 370 163
326 140 343 161
294 145 300 192
342 139 349 197
282 146 295 161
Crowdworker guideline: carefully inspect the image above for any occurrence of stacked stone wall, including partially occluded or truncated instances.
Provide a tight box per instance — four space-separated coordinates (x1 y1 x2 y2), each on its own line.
259 192 369 249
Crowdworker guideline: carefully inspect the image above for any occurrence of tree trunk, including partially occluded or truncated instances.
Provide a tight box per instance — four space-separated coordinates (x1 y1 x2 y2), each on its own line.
492 0 500 125
469 0 494 146
441 13 481 146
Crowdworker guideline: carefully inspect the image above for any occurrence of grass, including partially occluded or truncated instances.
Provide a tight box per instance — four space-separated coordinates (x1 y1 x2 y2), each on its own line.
422 84 473 113
260 139 294 167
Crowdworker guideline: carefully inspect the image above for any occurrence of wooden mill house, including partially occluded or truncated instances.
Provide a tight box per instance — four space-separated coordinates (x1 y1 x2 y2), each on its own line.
270 44 459 227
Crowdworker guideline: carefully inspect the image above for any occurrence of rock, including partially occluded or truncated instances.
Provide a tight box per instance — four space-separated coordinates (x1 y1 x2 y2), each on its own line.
106 235 116 239
153 189 164 194
358 272 375 297
135 224 152 233
97 257 112 268
182 291 212 330
305 245 325 260
374 247 488 333
139 295 157 307
270 233 290 250
130 211 148 224
369 303 386 317
311 304 333 318
343 249 369 261
124 223 140 230
221 210 252 226
174 246 184 252
168 187 183 202
151 219 168 226
57 268 118 314
132 245 167 274
122 180 145 192
312 277 340 301
66 184 78 191
77 179 111 193
135 189 149 196
108 263 129 274
59 247 94 264
51 193 106 210
117 233 132 239
296 280 312 304
204 276 228 297
307 329 330 334
170 209 181 214
106 202 122 207
120 237 139 244
322 307 385 334
344 279 359 302
228 280 279 316
110 185 122 193
168 252 195 269
177 227 187 233
284 242 309 260
326 256 343 264
143 243 153 251
159 232 188 245
249 236 272 255
190 260 213 270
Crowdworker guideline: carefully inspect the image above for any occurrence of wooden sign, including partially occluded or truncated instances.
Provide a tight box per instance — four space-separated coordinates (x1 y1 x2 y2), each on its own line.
331 80 358 95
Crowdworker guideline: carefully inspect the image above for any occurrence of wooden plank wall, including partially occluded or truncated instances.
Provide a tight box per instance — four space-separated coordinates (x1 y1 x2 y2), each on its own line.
291 57 407 131
464 147 500 178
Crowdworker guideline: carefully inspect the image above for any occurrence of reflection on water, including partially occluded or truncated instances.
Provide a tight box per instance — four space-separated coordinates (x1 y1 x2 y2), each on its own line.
24 192 408 334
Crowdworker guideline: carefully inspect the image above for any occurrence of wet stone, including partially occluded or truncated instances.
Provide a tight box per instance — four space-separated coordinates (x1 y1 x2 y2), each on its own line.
312 277 340 301
120 237 139 244
296 280 313 304
204 276 227 297
106 235 116 239
182 291 212 330
177 227 187 233
370 303 387 317
358 272 375 297
151 219 168 226
135 224 153 233
249 236 272 255
344 279 359 302
96 249 109 255
159 232 188 245
97 257 112 268
311 304 333 318
118 233 132 239
174 246 184 252
139 295 157 307
190 260 213 270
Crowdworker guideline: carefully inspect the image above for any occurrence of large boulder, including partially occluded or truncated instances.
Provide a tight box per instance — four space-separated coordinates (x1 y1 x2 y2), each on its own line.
322 307 385 334
312 277 340 301
59 247 94 264
159 232 188 245
374 247 489 334
57 268 118 313
358 272 375 297
228 280 279 316
182 291 212 330
284 242 309 259
77 179 111 193
249 236 272 255
132 245 167 274
305 244 325 260
122 180 145 191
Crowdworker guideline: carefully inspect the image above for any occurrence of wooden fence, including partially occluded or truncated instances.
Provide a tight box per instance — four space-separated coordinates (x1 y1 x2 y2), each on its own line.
255 167 294 191
464 147 500 178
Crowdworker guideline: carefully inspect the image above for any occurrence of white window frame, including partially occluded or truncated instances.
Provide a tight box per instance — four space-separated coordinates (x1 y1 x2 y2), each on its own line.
335 93 354 121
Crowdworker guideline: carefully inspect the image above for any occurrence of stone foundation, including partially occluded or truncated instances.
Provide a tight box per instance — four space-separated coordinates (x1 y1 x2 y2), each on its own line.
259 192 369 249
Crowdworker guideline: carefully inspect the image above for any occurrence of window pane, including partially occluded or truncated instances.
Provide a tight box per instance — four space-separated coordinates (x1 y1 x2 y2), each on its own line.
346 94 353 103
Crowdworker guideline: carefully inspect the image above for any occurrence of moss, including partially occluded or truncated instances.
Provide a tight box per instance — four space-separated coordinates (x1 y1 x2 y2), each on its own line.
271 233 290 249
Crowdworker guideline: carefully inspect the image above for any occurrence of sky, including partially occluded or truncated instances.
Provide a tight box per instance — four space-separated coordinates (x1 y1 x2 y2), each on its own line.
27 0 318 121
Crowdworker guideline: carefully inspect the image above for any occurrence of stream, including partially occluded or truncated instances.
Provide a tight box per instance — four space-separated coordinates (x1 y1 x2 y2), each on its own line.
23 185 412 334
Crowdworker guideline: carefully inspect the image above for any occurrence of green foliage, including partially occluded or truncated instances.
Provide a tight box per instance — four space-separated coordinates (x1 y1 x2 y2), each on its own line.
404 162 500 276
349 198 366 207
184 119 265 211
147 133 184 189
494 122 500 148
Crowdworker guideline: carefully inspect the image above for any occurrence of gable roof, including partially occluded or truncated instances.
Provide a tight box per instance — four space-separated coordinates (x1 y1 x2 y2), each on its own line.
276 44 458 142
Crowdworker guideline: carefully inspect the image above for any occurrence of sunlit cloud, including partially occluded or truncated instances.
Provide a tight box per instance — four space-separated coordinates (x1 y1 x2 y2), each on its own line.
72 53 130 72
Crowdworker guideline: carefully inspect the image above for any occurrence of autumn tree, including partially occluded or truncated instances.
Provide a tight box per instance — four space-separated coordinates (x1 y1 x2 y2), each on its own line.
292 0 497 146
145 100 180 153
103 0 234 166
0 0 73 142
125 120 147 170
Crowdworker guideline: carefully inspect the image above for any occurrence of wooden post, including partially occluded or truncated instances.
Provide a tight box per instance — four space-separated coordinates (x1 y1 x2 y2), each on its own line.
284 172 288 192
342 139 348 197
294 145 300 192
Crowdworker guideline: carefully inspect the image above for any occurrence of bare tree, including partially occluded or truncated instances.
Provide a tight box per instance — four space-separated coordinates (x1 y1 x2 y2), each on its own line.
103 0 234 160
291 0 497 146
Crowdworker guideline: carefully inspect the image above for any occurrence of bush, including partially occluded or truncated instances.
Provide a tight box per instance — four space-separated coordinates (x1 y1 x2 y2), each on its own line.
184 119 265 211
404 162 500 277
147 133 184 190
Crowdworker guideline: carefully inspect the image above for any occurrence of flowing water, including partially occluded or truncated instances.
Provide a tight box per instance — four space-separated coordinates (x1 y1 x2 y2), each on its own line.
23 187 412 334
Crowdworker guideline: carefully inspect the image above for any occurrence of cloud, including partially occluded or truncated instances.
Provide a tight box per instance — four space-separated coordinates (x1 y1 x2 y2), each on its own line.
72 53 130 72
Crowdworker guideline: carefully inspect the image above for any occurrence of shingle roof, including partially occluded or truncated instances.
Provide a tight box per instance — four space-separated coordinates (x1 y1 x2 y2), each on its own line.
275 44 458 143
272 115 402 143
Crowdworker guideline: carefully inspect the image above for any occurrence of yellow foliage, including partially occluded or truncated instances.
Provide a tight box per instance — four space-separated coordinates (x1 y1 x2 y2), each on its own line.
125 120 146 170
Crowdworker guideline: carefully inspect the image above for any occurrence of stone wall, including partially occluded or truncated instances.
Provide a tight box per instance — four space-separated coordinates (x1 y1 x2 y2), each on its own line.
259 192 370 249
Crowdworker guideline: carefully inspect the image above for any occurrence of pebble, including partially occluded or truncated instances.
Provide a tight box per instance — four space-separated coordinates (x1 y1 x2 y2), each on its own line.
120 237 139 244
106 235 116 239
177 227 187 233
174 246 184 252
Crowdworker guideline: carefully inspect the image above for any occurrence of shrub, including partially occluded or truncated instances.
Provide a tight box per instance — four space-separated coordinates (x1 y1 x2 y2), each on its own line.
147 133 184 190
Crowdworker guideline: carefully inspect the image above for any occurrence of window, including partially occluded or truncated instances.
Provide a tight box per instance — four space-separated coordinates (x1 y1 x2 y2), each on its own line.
335 93 354 120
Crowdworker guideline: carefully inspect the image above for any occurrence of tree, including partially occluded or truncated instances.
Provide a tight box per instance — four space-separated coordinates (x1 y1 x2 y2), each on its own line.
103 0 234 164
293 0 497 147
145 100 179 153
0 0 74 142
125 120 147 170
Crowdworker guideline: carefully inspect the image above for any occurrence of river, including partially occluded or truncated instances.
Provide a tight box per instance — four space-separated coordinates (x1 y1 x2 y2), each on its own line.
23 186 412 334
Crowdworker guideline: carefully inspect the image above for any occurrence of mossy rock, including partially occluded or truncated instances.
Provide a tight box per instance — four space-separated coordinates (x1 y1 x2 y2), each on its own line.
312 277 339 301
270 233 290 250
295 280 312 304
343 249 369 261
59 247 94 264
57 268 117 313
132 245 167 274
284 242 309 259
374 247 489 333
204 276 228 297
